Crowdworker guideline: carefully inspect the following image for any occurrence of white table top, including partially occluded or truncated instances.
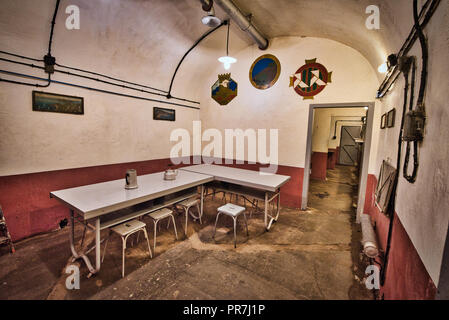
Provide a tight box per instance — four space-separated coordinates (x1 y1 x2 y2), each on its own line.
180 164 291 192
50 170 213 219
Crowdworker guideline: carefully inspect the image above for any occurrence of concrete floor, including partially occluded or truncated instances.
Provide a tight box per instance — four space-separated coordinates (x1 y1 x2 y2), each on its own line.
0 165 373 300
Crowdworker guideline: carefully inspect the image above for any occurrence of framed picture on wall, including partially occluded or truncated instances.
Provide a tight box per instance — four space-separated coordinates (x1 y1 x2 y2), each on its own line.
375 160 397 216
32 91 84 115
381 113 386 129
387 108 396 128
153 107 175 121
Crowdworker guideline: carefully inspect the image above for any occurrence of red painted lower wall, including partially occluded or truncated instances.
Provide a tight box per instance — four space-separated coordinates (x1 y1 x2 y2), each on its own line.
213 160 303 209
327 148 338 170
311 152 327 181
0 159 303 241
335 147 340 166
364 174 437 300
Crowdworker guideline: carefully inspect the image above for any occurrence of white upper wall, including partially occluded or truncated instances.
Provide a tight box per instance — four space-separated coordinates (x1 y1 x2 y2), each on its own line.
373 1 449 286
0 0 232 175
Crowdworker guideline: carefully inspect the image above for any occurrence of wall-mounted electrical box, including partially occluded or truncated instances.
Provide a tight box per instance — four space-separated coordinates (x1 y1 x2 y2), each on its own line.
403 108 425 141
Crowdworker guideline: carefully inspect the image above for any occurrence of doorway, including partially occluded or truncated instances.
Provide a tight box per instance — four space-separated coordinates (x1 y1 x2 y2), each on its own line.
301 102 375 222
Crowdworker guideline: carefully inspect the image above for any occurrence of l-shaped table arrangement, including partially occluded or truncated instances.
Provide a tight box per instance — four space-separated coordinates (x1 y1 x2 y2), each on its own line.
50 164 291 277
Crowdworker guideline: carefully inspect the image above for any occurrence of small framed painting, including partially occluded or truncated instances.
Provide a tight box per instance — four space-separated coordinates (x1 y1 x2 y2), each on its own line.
381 114 387 129
32 91 84 115
154 107 175 121
387 108 396 128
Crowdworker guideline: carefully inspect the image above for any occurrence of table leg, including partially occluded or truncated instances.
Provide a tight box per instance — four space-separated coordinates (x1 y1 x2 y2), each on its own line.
264 192 269 231
276 191 281 221
200 185 204 219
94 218 101 274
69 209 98 277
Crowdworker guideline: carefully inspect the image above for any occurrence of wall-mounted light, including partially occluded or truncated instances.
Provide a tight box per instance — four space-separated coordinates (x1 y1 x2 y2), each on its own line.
218 20 237 70
378 54 398 74
378 62 388 73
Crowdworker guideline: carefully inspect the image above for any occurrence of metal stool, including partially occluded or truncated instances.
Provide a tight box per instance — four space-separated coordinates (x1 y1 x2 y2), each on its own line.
102 219 152 278
213 203 248 248
175 197 201 235
148 208 178 252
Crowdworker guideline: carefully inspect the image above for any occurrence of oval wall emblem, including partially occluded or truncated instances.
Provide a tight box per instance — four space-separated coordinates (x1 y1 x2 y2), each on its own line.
249 54 281 90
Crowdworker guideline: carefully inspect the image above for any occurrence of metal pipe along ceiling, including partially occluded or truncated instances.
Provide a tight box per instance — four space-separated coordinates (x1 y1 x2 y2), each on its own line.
200 0 269 50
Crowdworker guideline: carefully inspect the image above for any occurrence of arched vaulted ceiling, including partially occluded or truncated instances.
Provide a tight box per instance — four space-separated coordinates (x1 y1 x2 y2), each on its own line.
232 0 415 71
1 0 420 98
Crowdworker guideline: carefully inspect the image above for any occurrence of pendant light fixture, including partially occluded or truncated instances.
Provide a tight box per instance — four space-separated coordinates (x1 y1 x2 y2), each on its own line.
218 20 237 70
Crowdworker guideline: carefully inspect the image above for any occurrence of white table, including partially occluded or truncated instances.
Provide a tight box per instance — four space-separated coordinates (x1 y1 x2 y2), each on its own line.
50 170 213 277
180 164 291 231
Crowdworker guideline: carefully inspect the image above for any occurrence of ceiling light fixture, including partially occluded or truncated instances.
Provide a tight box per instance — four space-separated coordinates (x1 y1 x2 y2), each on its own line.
201 6 222 28
218 20 237 70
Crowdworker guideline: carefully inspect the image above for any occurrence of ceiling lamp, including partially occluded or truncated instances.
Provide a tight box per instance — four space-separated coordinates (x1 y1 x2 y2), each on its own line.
218 56 237 71
218 20 237 70
201 6 222 28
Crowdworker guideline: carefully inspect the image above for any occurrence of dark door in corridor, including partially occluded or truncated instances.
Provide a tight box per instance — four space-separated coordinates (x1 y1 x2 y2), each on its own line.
338 126 362 166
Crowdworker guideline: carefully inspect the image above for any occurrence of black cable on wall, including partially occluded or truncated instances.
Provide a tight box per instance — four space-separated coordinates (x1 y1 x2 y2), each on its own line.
380 56 413 286
167 20 228 99
377 0 440 98
0 0 202 109
47 0 61 57
0 69 200 110
380 0 432 287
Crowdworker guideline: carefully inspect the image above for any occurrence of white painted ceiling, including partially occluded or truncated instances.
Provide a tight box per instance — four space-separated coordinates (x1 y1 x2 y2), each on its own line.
1 0 420 93
64 0 419 70
231 0 415 69
107 0 417 78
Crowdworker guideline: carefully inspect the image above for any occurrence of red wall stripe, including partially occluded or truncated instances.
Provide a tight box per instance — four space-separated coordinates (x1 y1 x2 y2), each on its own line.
364 174 437 299
0 159 303 241
311 152 327 181
327 148 338 170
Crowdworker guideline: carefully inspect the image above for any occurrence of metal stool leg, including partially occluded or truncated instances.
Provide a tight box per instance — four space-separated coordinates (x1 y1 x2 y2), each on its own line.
101 230 111 263
142 228 153 258
233 217 237 248
121 236 127 278
153 220 158 252
80 224 87 248
184 207 189 235
170 214 178 240
213 212 221 238
196 203 202 224
243 212 249 236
